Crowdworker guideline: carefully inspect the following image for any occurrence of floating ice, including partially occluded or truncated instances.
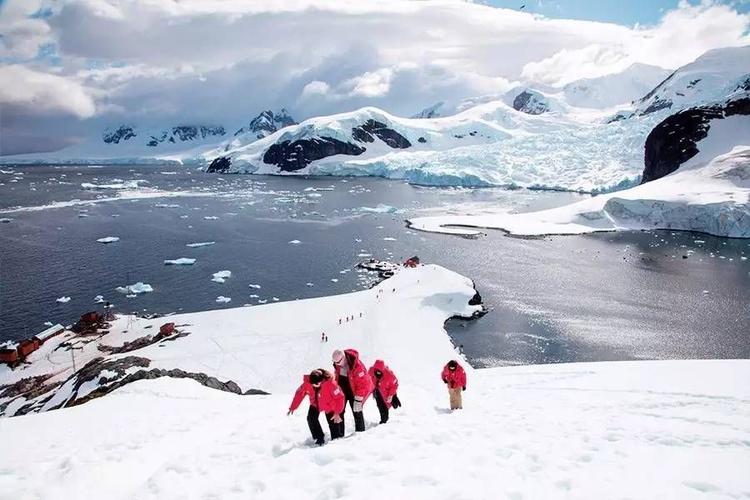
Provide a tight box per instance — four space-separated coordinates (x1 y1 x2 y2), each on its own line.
212 270 232 283
56 296 71 303
359 204 400 214
248 284 261 289
383 237 397 241
81 180 144 190
306 282 314 287
288 240 301 245
331 278 339 282
203 216 219 220
96 236 120 244
155 203 180 208
0 218 13 223
164 258 196 265
116 282 153 294
216 296 232 303
186 241 215 248
94 295 105 303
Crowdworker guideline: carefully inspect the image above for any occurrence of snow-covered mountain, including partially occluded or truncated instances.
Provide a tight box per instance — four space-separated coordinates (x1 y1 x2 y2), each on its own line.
562 63 672 109
1 47 747 195
232 109 296 139
102 124 227 148
0 109 296 164
628 46 750 117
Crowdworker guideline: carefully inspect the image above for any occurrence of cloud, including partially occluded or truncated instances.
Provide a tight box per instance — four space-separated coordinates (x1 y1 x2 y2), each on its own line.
0 65 95 118
1 0 749 154
521 1 750 85
0 0 52 59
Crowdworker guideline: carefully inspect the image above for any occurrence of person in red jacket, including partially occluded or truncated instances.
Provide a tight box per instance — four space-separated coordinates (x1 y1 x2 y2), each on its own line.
441 360 467 410
288 369 345 445
332 348 373 432
368 359 401 424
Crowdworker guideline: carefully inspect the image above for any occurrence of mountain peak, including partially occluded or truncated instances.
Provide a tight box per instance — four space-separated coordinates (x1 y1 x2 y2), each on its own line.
235 109 297 138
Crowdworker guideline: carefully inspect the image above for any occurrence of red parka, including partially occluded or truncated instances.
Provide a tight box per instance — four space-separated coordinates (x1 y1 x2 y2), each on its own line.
368 359 399 408
441 362 467 389
289 371 346 414
334 349 374 401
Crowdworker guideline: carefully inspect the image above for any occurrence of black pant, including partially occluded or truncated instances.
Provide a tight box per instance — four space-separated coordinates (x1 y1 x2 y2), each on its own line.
307 406 344 444
374 389 389 424
338 375 366 432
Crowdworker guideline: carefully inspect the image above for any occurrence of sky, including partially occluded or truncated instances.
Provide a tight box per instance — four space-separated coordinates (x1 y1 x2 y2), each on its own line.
0 0 748 155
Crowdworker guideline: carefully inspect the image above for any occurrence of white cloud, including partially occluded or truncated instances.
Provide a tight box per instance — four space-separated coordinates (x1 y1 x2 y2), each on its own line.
521 1 750 85
1 0 748 154
301 80 330 98
0 65 95 118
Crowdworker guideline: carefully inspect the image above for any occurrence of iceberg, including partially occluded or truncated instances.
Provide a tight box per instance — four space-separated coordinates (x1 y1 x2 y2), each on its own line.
164 258 196 265
115 282 153 294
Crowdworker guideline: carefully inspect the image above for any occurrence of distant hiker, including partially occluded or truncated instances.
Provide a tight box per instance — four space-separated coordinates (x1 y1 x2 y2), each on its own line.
441 360 467 410
332 349 373 432
321 332 325 342
368 359 401 424
288 369 345 445
458 344 464 355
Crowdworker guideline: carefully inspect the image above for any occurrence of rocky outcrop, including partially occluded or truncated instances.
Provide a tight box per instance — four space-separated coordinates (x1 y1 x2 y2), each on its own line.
642 97 750 183
234 109 296 139
351 119 411 148
147 125 225 147
512 90 549 115
263 137 366 172
103 125 136 144
206 156 232 173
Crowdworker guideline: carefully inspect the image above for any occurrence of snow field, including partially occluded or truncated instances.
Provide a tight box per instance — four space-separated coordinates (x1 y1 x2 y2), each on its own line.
0 360 748 500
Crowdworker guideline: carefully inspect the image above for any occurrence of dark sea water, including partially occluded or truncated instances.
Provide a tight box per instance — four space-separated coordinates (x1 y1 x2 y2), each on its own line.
1 165 748 366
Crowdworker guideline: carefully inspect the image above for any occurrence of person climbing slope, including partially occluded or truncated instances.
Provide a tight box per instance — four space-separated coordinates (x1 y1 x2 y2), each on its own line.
441 360 466 410
332 349 373 432
288 369 345 445
368 359 401 424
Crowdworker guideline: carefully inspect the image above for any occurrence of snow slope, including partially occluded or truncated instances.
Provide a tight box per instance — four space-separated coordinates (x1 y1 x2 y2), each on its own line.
199 102 658 192
562 63 672 109
630 46 750 117
0 264 482 416
408 117 750 238
1 356 748 499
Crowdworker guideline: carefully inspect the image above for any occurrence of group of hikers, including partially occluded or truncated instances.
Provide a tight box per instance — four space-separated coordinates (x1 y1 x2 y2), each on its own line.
288 348 467 445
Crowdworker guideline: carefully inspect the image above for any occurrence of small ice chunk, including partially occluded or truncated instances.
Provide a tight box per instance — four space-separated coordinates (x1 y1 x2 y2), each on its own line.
203 216 219 220
289 240 301 245
56 296 71 303
383 237 397 241
97 236 120 244
272 297 280 301
211 270 232 283
44 321 53 327
331 278 339 282
164 258 196 265
249 294 259 298
258 299 268 304
248 284 261 289
306 282 314 287
186 241 215 248
94 295 105 303
116 282 153 294
216 296 232 303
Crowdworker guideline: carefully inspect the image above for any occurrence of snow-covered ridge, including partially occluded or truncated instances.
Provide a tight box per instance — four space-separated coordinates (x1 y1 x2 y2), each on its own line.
0 264 483 417
627 45 750 118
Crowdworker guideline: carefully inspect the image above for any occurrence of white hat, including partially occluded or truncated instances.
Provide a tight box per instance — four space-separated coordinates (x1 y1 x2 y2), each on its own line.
332 350 344 363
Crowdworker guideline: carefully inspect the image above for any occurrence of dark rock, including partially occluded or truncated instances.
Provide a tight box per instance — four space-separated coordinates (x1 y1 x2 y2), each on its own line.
103 125 136 144
642 97 750 183
468 290 482 306
513 90 549 115
263 137 365 172
206 156 232 173
234 109 296 138
351 119 411 149
417 137 427 143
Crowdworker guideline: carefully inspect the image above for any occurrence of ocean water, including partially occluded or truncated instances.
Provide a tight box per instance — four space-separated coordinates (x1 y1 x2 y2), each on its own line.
1 165 748 366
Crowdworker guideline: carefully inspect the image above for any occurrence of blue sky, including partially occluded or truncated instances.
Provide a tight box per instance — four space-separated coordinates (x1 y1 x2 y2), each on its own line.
484 0 749 25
